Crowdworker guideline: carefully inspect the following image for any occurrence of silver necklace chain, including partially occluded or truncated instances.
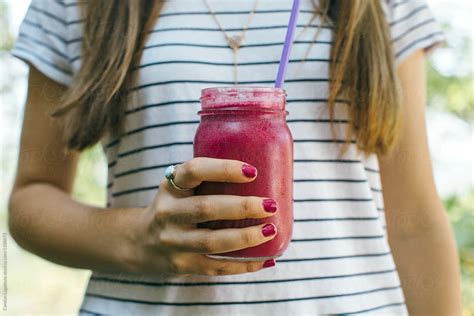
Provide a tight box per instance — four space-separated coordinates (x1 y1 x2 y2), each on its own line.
202 0 260 84
202 0 328 84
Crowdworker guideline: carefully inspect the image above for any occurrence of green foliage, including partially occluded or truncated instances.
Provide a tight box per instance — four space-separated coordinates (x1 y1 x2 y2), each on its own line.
426 24 473 122
72 144 107 206
0 2 14 52
444 192 474 313
427 62 474 121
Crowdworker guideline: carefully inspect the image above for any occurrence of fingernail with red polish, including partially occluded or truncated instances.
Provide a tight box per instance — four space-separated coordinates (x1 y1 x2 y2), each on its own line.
263 199 277 213
262 223 277 237
242 164 257 178
263 259 276 268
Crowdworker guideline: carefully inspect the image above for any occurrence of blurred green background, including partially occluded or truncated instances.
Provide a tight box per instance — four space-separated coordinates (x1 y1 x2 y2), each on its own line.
1 0 472 315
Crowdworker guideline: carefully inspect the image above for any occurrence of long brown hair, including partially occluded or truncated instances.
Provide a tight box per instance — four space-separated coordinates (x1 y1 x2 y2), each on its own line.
53 0 402 157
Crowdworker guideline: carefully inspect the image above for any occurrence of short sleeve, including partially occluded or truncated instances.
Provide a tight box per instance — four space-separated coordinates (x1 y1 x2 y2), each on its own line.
384 0 446 65
11 0 74 86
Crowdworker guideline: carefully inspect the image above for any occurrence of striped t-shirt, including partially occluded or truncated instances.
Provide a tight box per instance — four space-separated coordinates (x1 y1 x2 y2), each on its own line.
12 0 444 315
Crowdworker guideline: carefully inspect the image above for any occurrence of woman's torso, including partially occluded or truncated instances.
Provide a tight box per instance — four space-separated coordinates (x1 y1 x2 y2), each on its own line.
81 1 406 314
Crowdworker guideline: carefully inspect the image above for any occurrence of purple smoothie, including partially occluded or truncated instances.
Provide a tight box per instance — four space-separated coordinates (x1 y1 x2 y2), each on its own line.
193 87 293 260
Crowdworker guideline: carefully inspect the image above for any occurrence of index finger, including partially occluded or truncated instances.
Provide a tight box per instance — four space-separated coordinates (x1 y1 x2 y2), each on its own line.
173 157 257 189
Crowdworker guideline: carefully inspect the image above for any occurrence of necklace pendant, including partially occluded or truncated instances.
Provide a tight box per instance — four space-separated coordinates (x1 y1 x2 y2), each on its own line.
228 35 243 50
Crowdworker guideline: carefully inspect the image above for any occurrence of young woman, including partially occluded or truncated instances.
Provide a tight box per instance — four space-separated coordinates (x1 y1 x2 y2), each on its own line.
9 0 461 315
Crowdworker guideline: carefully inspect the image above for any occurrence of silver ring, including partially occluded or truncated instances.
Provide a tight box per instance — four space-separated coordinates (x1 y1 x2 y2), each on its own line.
164 164 192 192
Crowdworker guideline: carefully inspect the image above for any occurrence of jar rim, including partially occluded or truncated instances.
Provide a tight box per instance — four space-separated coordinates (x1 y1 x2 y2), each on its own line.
200 86 287 111
201 86 286 99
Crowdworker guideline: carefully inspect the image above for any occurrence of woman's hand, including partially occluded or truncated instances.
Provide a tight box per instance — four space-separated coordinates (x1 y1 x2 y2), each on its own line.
8 68 277 276
127 157 278 277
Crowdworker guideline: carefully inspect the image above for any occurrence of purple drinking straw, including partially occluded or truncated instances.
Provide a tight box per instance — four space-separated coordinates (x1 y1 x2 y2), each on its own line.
275 0 301 88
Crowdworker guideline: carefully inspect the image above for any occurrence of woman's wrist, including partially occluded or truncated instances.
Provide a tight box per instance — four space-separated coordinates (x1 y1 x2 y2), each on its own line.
107 205 151 275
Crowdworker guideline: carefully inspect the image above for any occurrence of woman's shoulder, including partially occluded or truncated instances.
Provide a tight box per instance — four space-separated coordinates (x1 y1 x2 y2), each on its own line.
382 0 433 22
26 0 83 25
381 0 446 65
11 0 84 86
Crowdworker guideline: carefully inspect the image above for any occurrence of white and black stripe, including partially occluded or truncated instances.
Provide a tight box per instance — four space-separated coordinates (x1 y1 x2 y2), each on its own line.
12 0 444 315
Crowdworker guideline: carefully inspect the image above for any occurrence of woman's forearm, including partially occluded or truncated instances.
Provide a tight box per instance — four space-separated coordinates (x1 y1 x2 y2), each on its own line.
7 159 282 278
8 182 142 274
388 206 462 315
